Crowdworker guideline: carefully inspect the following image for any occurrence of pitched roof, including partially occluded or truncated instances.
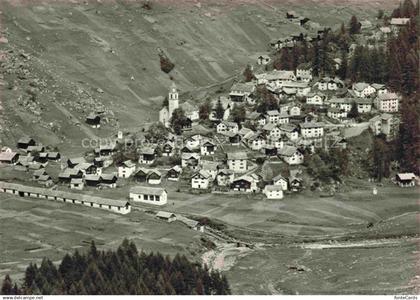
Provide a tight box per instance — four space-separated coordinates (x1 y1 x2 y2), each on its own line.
265 184 283 191
0 152 18 161
230 83 255 94
377 93 399 100
227 152 247 160
278 145 300 157
156 211 176 219
390 18 410 25
396 173 416 180
299 122 325 129
130 186 166 196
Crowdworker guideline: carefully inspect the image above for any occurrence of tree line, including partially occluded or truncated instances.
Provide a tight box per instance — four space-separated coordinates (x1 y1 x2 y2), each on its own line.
1 240 230 295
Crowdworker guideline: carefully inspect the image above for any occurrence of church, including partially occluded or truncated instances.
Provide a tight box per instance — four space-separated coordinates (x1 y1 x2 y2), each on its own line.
159 83 199 128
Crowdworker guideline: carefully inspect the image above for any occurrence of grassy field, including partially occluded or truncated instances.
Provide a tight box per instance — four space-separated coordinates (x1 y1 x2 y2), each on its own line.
0 193 203 281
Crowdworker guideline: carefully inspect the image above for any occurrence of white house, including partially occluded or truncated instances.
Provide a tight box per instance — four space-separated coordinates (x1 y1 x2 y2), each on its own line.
129 186 167 205
200 140 217 156
327 107 347 120
191 170 211 189
278 146 304 165
147 170 162 185
299 122 325 139
201 161 219 179
316 77 343 91
227 152 247 173
289 105 301 116
246 132 266 151
352 82 376 98
375 93 399 113
264 185 284 199
229 83 255 103
263 123 282 140
306 92 326 105
280 124 299 141
217 121 239 134
216 169 235 186
395 173 416 187
273 174 288 191
296 63 313 81
181 153 200 169
118 160 136 178
70 178 84 190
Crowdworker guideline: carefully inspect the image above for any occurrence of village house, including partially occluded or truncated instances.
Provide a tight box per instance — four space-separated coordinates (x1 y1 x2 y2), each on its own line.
372 83 388 95
191 170 212 189
369 113 399 141
27 145 45 156
231 174 260 193
289 105 301 116
201 161 219 179
167 165 182 181
100 174 118 188
33 169 47 180
217 121 239 134
316 77 343 91
299 122 325 139
47 152 61 162
85 174 101 187
246 132 266 151
17 137 36 150
133 168 149 182
95 144 117 157
263 185 284 199
117 160 136 178
0 152 19 165
395 173 416 187
227 152 247 173
181 153 200 169
185 135 201 150
278 146 304 165
129 186 167 205
360 20 373 31
375 93 399 113
216 169 235 186
222 132 242 145
327 107 348 120
76 162 99 176
273 174 288 191
182 101 200 123
329 98 371 113
147 170 162 185
263 123 282 140
67 157 86 169
162 141 175 157
70 178 84 190
138 147 156 165
256 70 297 87
390 18 410 34
156 211 177 223
229 83 255 103
37 174 53 187
281 82 311 97
352 82 376 98
86 113 101 128
296 63 313 81
306 92 326 105
200 139 217 156
58 169 83 184
280 124 299 141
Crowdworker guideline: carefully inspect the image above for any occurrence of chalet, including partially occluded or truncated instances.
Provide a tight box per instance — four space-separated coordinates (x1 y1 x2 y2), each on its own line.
278 146 304 165
289 105 301 116
129 186 167 205
70 178 84 190
191 170 211 189
327 107 347 120
280 124 299 141
180 101 199 122
16 155 34 170
263 123 282 139
256 70 296 86
133 168 148 182
216 169 235 186
229 83 255 103
352 82 376 98
86 113 101 128
47 152 61 161
246 132 266 151
32 169 47 181
67 157 86 169
156 211 177 223
58 169 83 184
37 174 53 187
289 176 303 191
200 140 217 156
217 121 239 134
85 174 101 187
227 152 247 173
100 174 118 188
181 145 195 154
306 92 326 105
299 122 325 139
167 165 182 181
316 77 343 91
27 145 45 155
395 173 416 187
76 163 98 176
273 174 288 191
162 141 175 157
95 144 117 157
375 93 399 113
118 160 136 178
17 137 36 150
0 152 19 165
222 131 242 145
201 161 219 179
138 147 156 165
266 110 280 124
181 153 200 169
0 181 131 214
231 174 259 193
147 170 162 185
247 112 266 127
264 185 284 199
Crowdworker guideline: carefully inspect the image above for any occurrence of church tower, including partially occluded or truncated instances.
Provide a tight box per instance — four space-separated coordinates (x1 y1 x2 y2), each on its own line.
168 82 179 118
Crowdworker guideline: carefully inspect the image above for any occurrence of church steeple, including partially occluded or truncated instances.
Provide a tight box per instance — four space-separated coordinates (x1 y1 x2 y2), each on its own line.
168 82 179 117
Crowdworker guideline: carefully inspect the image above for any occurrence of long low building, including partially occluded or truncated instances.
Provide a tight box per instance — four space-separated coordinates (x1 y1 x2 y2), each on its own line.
0 181 131 214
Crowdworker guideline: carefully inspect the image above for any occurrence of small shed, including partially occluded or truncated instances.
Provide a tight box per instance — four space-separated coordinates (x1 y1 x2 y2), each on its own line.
156 211 177 223
396 173 416 187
